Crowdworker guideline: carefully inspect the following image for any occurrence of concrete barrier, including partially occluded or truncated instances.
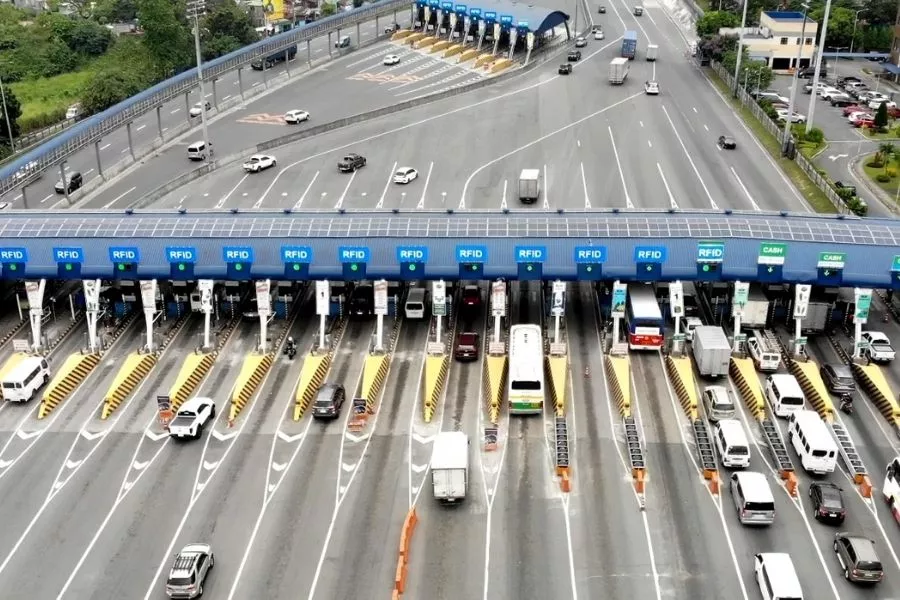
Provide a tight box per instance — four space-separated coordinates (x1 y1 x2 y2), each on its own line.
483 355 507 424
422 354 449 422
546 356 568 417
443 44 463 58
852 362 900 427
416 37 438 49
730 357 766 420
665 355 699 419
474 54 494 68
789 359 834 422
458 49 479 63
391 30 413 41
39 352 100 419
229 352 274 421
606 355 631 418
362 354 390 412
490 59 514 73
430 40 451 53
102 352 158 419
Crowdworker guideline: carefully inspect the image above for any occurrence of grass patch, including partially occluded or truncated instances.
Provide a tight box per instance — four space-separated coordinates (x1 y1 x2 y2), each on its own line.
707 70 836 214
858 128 900 142
862 153 900 199
10 68 96 128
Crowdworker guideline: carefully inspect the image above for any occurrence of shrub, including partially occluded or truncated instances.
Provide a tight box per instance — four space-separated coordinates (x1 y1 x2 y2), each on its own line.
835 187 854 200
18 106 66 134
867 159 884 168
876 173 891 183
804 127 824 145
887 167 898 179
847 197 868 216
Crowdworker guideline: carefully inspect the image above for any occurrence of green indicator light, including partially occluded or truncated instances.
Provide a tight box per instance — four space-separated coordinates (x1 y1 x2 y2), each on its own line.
118 263 125 271
9 264 17 271
526 264 534 271
702 264 710 272
646 264 653 271
408 264 417 271
350 264 359 272
472 264 479 270
585 265 593 272
292 263 301 271
65 263 73 271
235 263 244 271
178 263 186 271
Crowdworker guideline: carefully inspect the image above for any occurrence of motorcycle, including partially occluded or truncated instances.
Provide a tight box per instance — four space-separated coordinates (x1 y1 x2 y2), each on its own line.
287 345 297 359
839 395 854 415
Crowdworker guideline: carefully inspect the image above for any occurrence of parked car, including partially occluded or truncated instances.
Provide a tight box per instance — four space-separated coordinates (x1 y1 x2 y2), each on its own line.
842 104 866 116
829 94 854 106
868 99 897 110
809 482 846 524
834 181 857 196
776 109 806 123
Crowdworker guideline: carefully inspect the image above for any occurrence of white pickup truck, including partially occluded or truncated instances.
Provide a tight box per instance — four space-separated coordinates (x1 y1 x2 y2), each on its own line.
861 331 895 364
168 397 216 440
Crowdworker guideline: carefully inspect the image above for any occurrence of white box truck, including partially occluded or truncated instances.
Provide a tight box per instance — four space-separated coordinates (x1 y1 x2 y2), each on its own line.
431 431 469 503
518 169 541 204
609 57 629 84
646 43 658 61
692 326 731 378
740 285 770 329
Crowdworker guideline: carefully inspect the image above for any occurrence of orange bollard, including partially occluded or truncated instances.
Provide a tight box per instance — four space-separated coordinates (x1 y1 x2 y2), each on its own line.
634 469 645 494
560 471 571 493
859 476 872 499
708 474 719 495
784 472 798 497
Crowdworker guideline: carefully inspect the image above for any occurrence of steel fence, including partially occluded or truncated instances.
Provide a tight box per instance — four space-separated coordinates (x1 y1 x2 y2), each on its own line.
0 0 412 195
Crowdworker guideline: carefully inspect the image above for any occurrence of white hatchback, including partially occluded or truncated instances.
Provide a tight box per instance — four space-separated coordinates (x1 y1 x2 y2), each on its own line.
383 54 401 66
593 30 604 40
284 109 310 124
393 167 418 184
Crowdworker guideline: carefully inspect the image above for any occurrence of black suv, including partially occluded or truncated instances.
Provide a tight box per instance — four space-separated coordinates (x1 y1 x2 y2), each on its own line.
820 363 855 394
809 482 845 524
338 153 366 172
558 63 572 75
833 533 884 584
567 50 582 62
54 171 83 194
313 383 346 419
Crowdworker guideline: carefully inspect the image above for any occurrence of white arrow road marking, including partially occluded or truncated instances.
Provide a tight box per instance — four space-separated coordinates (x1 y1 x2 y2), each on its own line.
212 429 237 441
412 485 420 494
341 462 356 472
276 430 304 442
132 460 150 470
828 154 849 161
267 484 277 492
53 481 65 490
195 482 206 493
16 430 41 440
410 463 428 474
202 460 219 471
344 431 368 443
483 465 499 475
271 462 286 472
144 429 167 442
65 460 83 469
339 485 348 494
412 433 435 444
121 481 134 492
80 430 105 441
0 460 12 468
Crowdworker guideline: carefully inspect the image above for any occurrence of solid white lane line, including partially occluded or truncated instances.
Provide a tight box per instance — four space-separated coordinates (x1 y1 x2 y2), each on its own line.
334 171 357 209
656 163 678 209
416 161 433 210
607 126 634 209
376 162 397 209
215 174 249 209
295 171 319 209
729 166 761 211
580 163 591 209
660 105 719 210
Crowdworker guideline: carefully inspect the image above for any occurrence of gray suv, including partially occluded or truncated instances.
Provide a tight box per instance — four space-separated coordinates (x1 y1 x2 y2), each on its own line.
833 533 883 584
166 543 214 598
820 363 855 394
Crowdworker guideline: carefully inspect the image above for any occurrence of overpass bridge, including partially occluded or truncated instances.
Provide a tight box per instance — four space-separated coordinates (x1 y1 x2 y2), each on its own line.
0 209 898 287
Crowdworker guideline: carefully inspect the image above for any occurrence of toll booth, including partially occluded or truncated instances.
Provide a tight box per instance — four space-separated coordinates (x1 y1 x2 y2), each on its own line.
168 281 190 318
764 283 792 323
219 281 243 316
274 281 299 318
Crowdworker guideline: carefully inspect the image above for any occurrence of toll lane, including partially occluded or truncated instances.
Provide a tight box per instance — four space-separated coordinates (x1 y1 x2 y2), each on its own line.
138 312 313 599
567 284 656 599
630 351 744 599
50 318 254 599
225 318 376 599
405 300 488 600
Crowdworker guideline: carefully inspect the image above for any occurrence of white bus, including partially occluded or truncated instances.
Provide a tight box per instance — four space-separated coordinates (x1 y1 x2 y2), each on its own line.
626 283 665 350
883 457 900 522
508 324 545 414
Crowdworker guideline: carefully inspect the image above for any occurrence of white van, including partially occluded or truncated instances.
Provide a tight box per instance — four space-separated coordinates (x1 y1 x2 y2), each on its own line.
404 288 428 320
788 410 838 474
754 552 803 599
1 356 51 402
731 471 776 526
765 374 805 418
748 331 781 372
715 419 751 468
702 385 735 422
187 141 208 161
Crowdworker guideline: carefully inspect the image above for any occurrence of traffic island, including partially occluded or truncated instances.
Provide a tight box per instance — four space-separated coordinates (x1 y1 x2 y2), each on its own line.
168 352 217 411
788 359 834 421
605 355 631 418
458 49 479 63
665 355 699 419
852 362 900 427
362 353 390 414
101 352 158 419
483 355 507 424
38 352 101 419
229 352 274 422
293 353 332 420
546 356 568 417
422 354 449 423
729 357 766 420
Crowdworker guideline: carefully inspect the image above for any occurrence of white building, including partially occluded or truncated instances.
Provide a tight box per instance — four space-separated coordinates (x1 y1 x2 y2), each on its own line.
721 11 818 72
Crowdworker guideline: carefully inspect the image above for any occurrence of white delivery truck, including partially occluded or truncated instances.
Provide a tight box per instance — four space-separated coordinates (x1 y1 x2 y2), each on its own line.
646 43 658 61
692 326 731 378
740 285 770 329
431 431 469 503
609 57 629 84
518 169 541 204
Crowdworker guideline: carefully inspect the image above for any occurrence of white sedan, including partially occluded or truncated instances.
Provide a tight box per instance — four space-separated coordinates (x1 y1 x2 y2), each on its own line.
189 101 211 118
284 109 310 124
383 54 401 66
868 99 897 110
243 154 277 173
393 167 418 184
593 30 604 40
776 109 806 123
644 81 659 95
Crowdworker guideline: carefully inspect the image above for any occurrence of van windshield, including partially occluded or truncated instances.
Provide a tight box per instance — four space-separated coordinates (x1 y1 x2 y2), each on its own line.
407 303 423 310
1 382 14 389
745 501 775 511
713 400 733 411
729 445 749 456
781 395 804 406
811 449 830 458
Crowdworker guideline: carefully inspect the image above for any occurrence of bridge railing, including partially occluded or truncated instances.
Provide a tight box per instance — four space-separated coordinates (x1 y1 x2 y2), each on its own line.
0 0 411 196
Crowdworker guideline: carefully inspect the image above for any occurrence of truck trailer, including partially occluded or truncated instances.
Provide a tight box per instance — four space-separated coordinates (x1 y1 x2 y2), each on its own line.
518 169 541 203
431 431 469 503
646 43 658 61
621 30 637 59
692 326 731 378
609 57 629 84
740 284 771 329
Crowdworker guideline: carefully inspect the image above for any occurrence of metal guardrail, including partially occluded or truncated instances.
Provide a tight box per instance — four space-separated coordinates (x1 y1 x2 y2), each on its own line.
0 0 412 196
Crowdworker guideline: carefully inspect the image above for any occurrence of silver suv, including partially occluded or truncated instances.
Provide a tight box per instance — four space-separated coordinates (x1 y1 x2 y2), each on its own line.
166 543 214 598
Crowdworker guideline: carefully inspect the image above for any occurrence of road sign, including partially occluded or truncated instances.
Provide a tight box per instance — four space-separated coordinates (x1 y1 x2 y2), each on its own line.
491 280 506 318
573 246 607 264
733 281 749 307
12 339 29 352
669 281 684 319
255 279 272 317
817 252 846 269
198 279 214 312
140 280 157 309
374 279 388 316
758 242 787 265
796 337 808 346
734 333 747 343
611 282 627 317
316 280 330 316
83 279 100 313
515 246 546 263
794 284 811 318
697 241 724 263
854 288 872 323
25 280 45 307
634 246 667 263
432 280 446 317
672 333 686 342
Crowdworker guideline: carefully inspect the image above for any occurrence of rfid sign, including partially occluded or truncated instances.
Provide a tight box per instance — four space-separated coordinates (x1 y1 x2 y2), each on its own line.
166 246 196 279
697 241 724 280
516 245 545 280
54 247 83 278
110 247 140 276
484 10 496 19
634 245 666 280
457 245 487 278
0 247 27 279
282 245 312 279
575 246 606 281
455 4 467 13
340 246 370 279
441 1 453 9
499 14 513 24
469 7 481 17
397 246 428 278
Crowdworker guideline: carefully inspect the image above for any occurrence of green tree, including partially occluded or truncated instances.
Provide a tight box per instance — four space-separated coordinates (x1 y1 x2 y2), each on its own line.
0 85 21 144
93 0 138 23
136 0 192 74
808 6 856 49
201 0 257 59
320 3 336 17
875 102 889 129
67 18 114 56
696 11 740 37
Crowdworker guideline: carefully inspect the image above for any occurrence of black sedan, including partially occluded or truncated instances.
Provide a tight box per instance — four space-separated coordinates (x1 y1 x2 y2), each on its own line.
54 171 83 194
717 135 737 150
558 63 573 75
809 482 845 524
598 5 606 12
567 50 582 62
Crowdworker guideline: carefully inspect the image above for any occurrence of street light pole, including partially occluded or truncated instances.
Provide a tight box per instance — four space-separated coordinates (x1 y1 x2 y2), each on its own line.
805 0 832 134
782 2 810 154
731 0 750 96
0 74 14 151
849 9 864 58
188 0 212 159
